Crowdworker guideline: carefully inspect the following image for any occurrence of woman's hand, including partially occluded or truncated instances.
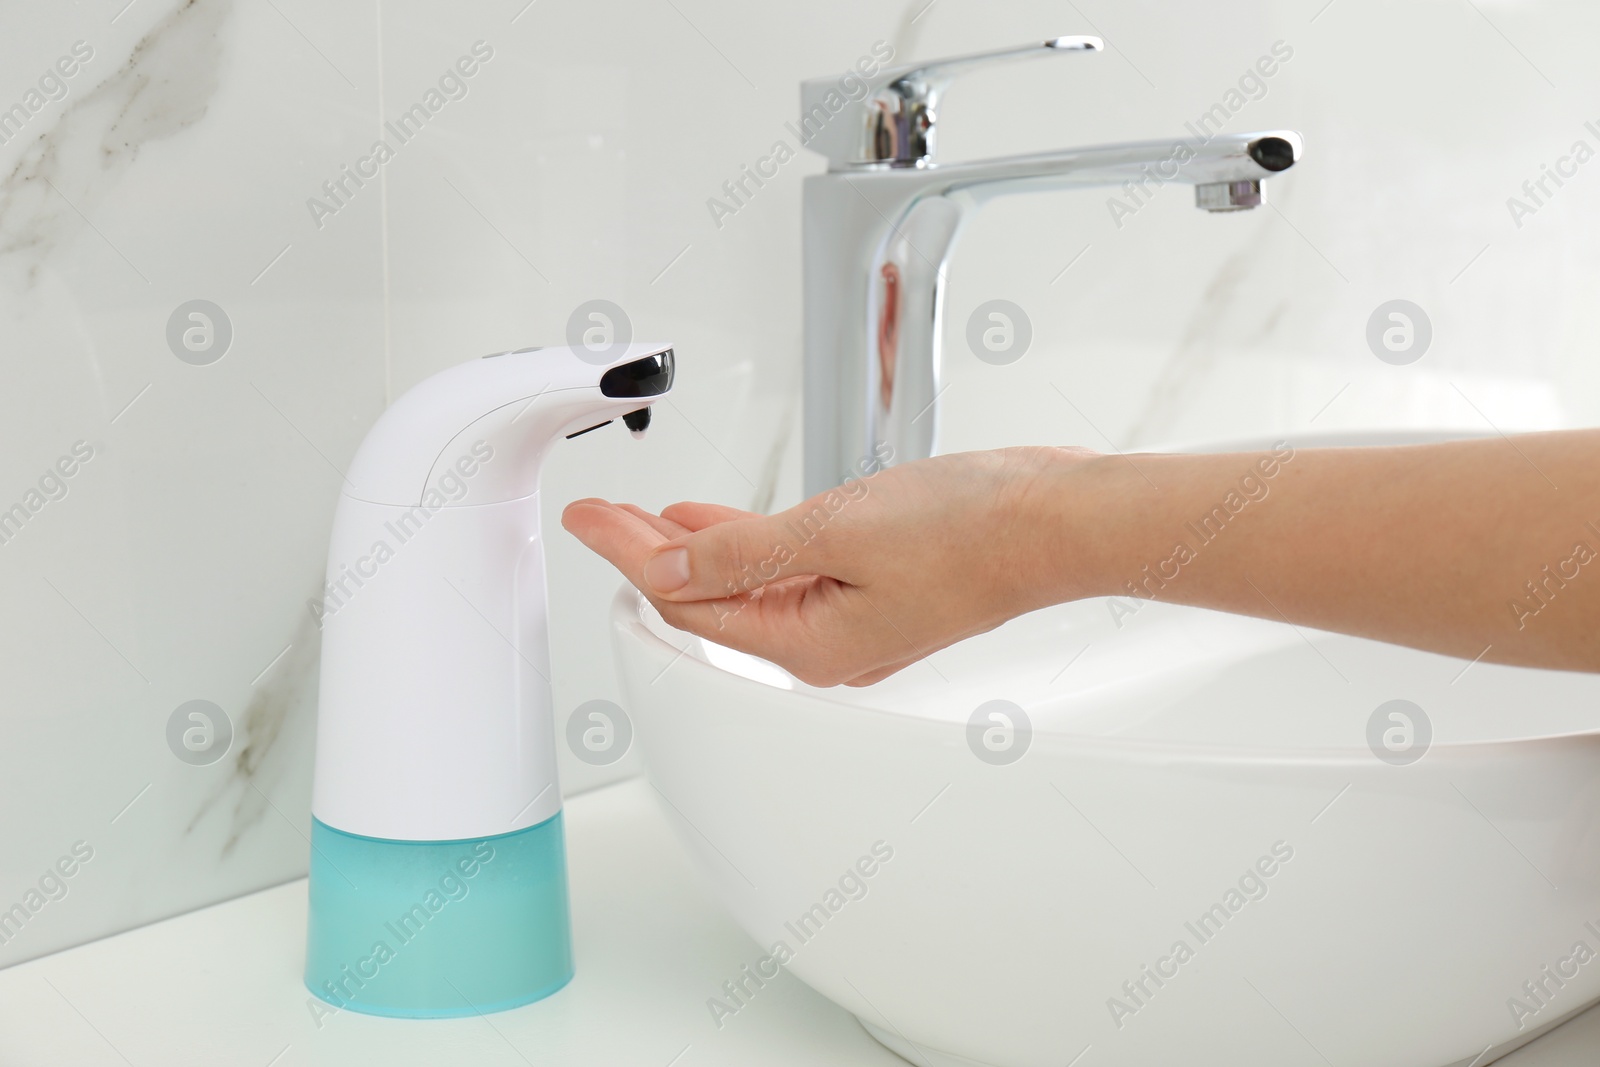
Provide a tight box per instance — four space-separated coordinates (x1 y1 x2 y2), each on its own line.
561 447 1098 686
567 430 1600 681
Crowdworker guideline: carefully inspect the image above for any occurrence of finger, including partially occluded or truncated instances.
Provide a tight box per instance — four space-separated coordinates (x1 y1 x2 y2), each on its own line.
561 501 670 575
615 502 694 540
565 500 776 644
640 511 831 602
660 500 761 531
569 501 879 680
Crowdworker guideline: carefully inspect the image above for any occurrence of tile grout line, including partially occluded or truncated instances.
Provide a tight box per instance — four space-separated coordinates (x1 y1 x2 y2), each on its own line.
376 0 393 407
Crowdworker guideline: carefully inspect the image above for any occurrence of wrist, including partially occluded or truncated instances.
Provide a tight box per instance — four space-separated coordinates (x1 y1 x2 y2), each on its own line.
1005 446 1132 609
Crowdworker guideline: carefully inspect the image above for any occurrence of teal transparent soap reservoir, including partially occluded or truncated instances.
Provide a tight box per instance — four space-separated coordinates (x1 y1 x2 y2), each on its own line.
304 813 573 1019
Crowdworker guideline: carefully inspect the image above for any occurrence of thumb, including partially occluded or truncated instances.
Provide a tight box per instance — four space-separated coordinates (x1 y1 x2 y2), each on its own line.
642 512 823 601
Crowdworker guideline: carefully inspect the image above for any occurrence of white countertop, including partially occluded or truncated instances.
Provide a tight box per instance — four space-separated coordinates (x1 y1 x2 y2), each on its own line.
0 778 903 1067
0 776 1595 1067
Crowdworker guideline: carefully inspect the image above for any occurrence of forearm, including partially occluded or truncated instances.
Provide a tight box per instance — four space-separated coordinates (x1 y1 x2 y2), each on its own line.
1033 431 1600 671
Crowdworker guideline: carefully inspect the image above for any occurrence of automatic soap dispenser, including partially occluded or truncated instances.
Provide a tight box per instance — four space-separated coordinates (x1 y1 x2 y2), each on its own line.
303 343 674 1018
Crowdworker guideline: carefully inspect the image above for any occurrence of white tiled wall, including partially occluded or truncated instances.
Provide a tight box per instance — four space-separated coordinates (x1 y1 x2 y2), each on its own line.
1 0 1595 966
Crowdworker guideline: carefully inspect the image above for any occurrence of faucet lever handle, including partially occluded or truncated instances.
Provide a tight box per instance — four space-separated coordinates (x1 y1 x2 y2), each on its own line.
800 36 1101 169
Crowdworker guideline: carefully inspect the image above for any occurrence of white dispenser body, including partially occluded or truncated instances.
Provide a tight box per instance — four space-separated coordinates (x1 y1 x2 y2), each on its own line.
314 492 556 840
309 343 674 842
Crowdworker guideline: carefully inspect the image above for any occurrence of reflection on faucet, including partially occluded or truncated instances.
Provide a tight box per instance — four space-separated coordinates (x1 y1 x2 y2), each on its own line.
800 38 1304 494
877 262 899 413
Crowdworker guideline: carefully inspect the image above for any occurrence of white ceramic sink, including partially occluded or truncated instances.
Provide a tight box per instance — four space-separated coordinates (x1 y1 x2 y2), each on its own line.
610 435 1600 1067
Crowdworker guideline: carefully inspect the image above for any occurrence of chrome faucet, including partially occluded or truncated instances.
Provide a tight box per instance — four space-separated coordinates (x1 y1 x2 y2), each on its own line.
799 37 1303 494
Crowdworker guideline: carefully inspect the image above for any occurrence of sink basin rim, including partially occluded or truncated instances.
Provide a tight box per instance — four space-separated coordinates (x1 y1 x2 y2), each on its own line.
611 585 1600 766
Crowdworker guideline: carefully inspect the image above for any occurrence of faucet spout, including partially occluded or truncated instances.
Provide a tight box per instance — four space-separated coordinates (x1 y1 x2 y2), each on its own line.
801 130 1302 493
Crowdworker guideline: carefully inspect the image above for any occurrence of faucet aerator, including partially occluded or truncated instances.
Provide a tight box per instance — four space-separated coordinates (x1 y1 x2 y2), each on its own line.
1196 179 1265 212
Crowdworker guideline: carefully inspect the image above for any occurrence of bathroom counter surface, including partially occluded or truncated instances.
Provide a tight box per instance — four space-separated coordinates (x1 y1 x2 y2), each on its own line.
1 775 1597 1066
0 777 906 1067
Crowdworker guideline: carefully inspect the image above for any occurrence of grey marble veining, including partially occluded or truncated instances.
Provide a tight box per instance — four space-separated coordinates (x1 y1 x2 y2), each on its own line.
0 0 232 287
187 595 321 857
